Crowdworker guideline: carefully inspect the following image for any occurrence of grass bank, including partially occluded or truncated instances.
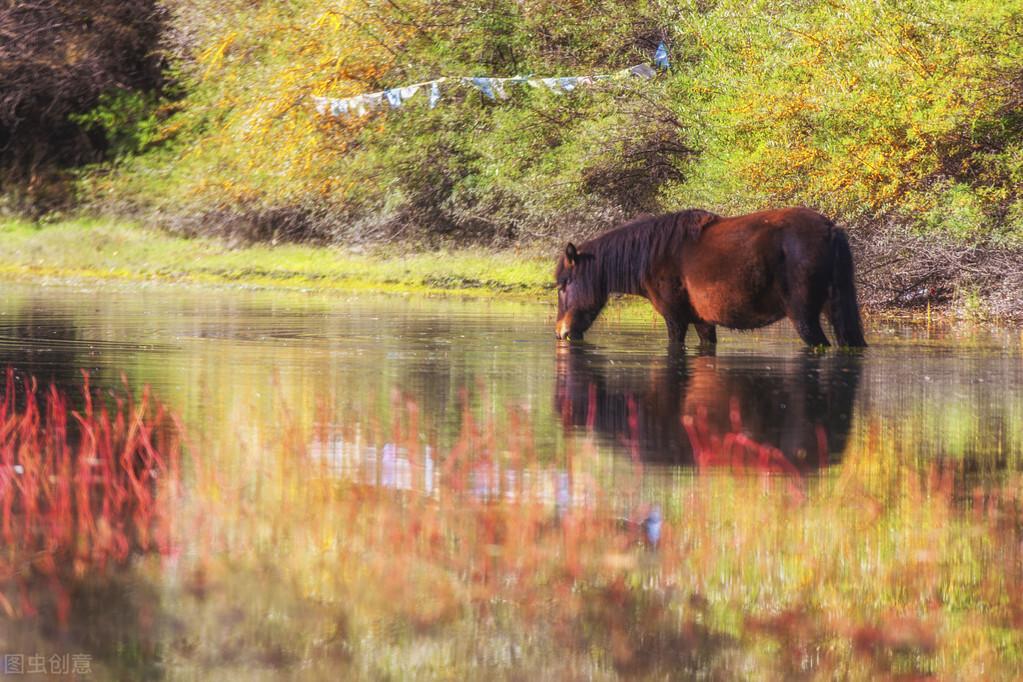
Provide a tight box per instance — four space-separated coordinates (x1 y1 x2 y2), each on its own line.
2 218 1018 324
0 218 554 298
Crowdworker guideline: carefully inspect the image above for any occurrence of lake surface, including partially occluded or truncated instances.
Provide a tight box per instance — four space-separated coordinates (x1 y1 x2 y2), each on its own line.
1 281 1021 679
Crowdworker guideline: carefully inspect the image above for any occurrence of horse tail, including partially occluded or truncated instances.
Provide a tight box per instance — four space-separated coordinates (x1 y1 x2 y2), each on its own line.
828 227 867 347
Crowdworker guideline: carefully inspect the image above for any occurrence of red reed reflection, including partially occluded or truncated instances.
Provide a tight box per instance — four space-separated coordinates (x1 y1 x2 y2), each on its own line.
0 369 180 629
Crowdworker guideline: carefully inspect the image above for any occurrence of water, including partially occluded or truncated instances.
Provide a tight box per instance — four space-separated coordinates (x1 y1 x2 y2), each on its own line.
0 281 1021 679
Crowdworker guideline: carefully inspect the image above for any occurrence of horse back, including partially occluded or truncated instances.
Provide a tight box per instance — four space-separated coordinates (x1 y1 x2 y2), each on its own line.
680 208 834 327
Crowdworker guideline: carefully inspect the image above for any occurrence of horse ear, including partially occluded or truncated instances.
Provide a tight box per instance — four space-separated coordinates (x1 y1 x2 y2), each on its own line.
565 242 578 265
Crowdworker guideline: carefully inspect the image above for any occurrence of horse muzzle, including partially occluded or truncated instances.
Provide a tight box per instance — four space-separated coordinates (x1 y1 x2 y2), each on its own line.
556 315 587 341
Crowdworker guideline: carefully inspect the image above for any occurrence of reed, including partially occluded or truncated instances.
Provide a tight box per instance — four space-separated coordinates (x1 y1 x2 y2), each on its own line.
0 369 180 629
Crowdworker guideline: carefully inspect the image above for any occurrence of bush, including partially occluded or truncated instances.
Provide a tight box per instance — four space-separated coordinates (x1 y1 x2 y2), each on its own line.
46 0 1023 260
920 182 989 240
94 0 686 244
0 0 167 212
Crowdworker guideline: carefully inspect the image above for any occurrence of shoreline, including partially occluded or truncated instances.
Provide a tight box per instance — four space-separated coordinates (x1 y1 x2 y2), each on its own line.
0 217 1012 326
0 218 554 300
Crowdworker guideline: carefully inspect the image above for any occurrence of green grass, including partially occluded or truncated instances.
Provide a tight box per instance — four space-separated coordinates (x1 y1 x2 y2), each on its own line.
0 217 993 324
0 218 555 298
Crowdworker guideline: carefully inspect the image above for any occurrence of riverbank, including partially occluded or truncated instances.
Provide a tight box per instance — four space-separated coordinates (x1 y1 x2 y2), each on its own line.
0 218 553 299
0 217 1016 324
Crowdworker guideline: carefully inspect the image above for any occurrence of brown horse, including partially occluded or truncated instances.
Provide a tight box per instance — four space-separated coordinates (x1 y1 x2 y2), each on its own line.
554 207 867 347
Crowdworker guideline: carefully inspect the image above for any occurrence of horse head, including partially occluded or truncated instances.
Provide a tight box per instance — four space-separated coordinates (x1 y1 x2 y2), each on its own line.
554 243 605 340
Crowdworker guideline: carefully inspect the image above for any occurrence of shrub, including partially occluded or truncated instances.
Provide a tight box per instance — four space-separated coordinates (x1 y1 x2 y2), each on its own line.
47 0 1023 262
0 0 167 212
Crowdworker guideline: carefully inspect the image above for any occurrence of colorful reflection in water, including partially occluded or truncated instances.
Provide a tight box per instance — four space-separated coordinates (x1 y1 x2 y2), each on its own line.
0 282 1020 678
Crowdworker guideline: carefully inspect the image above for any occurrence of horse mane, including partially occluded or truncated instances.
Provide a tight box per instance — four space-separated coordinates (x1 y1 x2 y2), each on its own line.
566 209 719 298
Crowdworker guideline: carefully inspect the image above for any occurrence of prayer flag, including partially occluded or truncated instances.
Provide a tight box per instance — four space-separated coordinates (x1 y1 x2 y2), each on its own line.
468 77 496 100
330 98 350 116
399 84 421 101
627 64 657 78
654 41 670 70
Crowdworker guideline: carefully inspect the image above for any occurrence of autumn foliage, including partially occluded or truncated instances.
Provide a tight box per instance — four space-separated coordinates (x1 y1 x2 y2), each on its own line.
4 0 1023 306
0 0 167 211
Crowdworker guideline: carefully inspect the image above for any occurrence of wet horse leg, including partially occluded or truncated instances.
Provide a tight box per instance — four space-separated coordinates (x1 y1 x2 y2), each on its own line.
777 236 834 348
784 275 831 347
694 322 717 347
791 316 830 347
664 315 688 345
645 283 690 347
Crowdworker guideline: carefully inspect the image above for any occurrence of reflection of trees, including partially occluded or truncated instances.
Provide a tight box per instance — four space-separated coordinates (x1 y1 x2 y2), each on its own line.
555 345 863 468
317 311 556 445
854 349 1023 463
0 305 84 407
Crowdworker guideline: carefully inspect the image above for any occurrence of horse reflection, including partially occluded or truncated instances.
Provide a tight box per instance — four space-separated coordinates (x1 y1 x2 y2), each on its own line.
554 345 862 471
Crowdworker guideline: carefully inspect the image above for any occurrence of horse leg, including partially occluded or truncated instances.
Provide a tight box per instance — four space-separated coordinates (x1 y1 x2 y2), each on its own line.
664 316 688 346
782 242 832 348
791 316 830 348
787 294 830 347
645 281 691 347
694 322 717 347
